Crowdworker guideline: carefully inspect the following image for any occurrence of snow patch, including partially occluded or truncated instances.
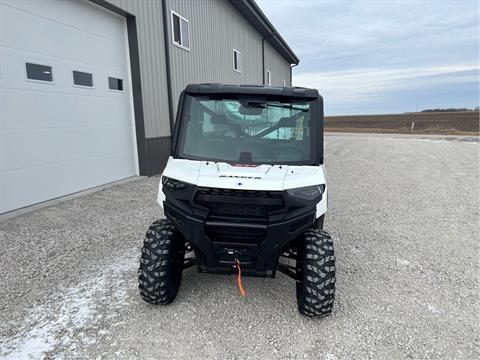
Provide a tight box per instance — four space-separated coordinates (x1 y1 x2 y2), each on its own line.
0 255 135 359
427 304 443 315
325 354 338 360
1 319 55 360
396 258 411 266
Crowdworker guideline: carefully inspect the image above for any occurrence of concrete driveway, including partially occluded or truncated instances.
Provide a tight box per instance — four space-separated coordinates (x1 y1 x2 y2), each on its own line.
0 133 478 359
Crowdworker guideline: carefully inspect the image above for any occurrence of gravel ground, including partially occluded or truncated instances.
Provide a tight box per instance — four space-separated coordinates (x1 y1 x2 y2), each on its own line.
0 133 478 360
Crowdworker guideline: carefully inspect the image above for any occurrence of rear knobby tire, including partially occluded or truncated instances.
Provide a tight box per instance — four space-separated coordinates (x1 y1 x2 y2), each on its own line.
296 229 336 317
138 219 185 305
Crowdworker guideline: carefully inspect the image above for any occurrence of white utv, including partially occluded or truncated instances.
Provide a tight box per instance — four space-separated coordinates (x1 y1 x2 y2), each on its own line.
138 84 335 317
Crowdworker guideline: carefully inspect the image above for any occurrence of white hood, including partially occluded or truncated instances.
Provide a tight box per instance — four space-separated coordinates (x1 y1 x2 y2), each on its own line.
158 157 328 217
161 157 326 191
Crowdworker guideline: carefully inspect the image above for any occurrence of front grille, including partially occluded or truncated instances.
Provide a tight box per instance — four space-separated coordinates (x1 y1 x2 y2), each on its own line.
206 203 266 217
206 225 266 244
194 188 284 219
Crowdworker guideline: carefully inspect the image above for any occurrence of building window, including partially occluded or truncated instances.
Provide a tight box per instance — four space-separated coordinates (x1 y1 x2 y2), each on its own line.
25 63 53 82
233 49 241 73
108 77 124 91
73 71 93 87
171 11 190 50
266 69 272 86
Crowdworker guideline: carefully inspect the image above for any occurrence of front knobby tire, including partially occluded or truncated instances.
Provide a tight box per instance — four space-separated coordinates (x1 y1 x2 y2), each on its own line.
296 229 336 317
138 219 185 305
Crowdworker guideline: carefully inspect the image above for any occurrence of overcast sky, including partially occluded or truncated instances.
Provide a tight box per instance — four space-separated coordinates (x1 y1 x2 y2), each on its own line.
256 0 479 115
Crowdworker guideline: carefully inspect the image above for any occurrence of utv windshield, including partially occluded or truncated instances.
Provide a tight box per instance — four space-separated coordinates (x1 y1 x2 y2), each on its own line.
177 95 316 164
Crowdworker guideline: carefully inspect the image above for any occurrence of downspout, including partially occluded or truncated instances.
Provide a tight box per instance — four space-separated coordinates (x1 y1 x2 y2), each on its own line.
161 0 175 136
262 38 265 84
290 63 298 86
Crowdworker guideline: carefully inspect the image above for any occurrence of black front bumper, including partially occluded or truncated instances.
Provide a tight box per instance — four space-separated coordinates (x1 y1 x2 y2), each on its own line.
163 185 320 277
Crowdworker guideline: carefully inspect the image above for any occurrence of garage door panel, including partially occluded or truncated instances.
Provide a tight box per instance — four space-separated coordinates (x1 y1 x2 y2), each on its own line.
2 152 136 212
2 125 135 171
2 88 132 130
0 0 125 42
0 4 128 73
1 48 130 103
0 173 5 213
0 88 5 170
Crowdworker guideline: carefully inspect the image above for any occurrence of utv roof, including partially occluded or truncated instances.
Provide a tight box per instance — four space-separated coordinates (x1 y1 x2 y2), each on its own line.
184 83 320 99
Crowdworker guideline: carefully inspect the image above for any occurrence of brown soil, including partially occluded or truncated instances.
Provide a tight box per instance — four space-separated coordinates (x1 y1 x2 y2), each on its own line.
325 111 479 135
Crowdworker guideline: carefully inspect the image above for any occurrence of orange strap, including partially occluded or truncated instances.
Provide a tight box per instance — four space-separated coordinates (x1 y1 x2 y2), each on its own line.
235 259 246 296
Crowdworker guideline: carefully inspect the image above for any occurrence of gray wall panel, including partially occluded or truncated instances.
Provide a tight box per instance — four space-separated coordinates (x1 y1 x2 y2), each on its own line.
103 0 296 173
106 0 171 138
264 40 291 86
167 0 264 115
145 136 171 176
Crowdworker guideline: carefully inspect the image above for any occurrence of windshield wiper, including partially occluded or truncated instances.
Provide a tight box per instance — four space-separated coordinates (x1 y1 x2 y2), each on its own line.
267 104 309 112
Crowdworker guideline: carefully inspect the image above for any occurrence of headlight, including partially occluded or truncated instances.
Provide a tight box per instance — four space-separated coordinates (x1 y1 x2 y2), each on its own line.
161 176 189 190
287 185 325 200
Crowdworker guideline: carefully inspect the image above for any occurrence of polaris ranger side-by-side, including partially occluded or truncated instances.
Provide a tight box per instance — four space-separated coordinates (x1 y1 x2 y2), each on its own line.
138 84 335 317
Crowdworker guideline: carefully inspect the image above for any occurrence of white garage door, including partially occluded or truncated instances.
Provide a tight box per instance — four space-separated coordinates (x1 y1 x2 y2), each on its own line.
0 0 138 213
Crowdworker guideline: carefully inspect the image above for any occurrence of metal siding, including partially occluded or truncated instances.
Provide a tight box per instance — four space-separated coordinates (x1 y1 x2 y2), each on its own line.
106 0 170 138
167 0 264 115
104 0 294 136
264 41 291 86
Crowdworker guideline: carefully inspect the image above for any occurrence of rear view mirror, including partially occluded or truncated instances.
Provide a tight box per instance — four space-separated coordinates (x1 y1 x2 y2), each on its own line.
239 105 263 116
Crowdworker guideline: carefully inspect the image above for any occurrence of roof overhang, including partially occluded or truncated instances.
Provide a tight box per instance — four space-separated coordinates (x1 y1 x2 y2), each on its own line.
227 0 299 65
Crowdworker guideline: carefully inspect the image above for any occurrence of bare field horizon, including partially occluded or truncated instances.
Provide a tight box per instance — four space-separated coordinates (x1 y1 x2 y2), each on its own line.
325 111 479 135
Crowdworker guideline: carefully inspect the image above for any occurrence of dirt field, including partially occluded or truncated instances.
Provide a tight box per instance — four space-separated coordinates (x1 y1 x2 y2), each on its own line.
325 111 479 135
